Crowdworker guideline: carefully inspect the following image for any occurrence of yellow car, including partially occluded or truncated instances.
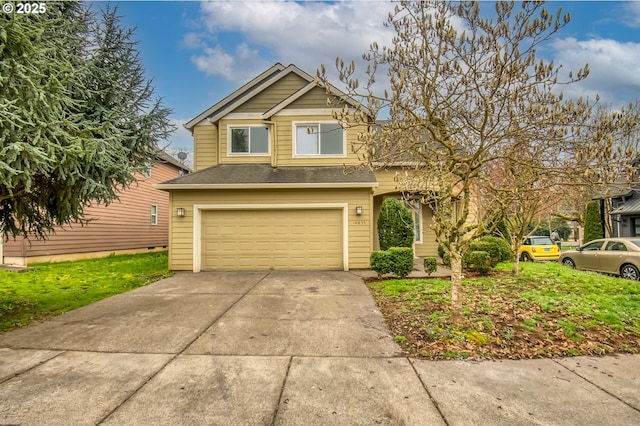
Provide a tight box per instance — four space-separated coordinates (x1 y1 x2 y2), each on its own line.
519 236 560 261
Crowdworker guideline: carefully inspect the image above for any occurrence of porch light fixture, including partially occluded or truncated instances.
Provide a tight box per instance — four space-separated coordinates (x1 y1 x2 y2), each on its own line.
355 206 363 216
176 208 185 217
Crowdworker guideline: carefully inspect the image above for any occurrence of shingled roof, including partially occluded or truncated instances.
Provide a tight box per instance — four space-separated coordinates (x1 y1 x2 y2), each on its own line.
155 163 377 189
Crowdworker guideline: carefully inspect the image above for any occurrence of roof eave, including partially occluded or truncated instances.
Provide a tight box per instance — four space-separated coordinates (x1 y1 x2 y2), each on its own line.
155 182 378 191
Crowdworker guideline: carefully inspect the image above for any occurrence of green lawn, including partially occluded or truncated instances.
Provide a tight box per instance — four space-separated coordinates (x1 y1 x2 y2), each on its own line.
0 251 172 333
367 261 640 359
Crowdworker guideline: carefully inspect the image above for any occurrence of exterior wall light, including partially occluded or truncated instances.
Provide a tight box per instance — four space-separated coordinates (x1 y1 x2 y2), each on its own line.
176 208 185 217
355 206 363 216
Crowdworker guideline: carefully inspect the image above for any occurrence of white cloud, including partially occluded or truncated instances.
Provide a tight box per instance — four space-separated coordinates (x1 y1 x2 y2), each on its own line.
190 43 270 82
623 2 640 28
182 32 207 50
551 37 640 107
190 0 395 85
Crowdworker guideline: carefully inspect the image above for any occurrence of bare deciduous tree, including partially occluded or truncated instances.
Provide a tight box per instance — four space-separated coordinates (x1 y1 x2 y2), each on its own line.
318 0 596 317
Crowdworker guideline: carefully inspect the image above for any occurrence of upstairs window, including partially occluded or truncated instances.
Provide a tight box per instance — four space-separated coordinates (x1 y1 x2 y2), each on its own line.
229 126 269 155
294 122 345 156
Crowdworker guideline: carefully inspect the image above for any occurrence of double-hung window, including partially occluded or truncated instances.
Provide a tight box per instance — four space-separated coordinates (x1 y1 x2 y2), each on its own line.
150 205 158 226
229 126 269 155
294 122 345 156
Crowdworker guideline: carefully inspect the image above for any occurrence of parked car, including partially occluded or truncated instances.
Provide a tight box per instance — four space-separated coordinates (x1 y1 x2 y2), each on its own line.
519 236 560 261
559 238 640 280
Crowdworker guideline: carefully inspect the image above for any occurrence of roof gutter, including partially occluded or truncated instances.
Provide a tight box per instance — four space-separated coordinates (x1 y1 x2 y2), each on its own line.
155 182 378 191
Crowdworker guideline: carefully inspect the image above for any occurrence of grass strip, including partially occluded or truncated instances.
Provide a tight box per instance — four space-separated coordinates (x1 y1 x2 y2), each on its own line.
0 251 171 333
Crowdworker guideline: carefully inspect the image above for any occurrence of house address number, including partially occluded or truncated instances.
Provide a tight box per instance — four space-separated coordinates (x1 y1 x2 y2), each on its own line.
351 220 367 225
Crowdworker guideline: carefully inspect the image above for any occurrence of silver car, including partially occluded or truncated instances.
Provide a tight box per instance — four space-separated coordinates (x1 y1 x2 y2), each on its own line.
559 238 640 280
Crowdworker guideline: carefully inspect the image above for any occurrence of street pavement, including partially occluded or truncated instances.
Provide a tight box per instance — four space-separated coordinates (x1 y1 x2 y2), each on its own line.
0 270 638 425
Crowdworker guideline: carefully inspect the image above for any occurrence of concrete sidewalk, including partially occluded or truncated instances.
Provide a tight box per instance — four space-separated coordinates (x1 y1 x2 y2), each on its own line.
0 270 638 425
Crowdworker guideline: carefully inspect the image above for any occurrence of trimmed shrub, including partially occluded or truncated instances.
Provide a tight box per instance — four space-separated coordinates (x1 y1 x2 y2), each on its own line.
378 198 414 250
464 250 492 275
370 247 414 279
584 200 603 244
388 247 414 279
423 257 437 276
478 236 511 262
465 236 511 268
370 251 393 278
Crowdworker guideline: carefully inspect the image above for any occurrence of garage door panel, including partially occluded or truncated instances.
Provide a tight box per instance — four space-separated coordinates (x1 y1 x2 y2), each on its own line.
201 209 343 270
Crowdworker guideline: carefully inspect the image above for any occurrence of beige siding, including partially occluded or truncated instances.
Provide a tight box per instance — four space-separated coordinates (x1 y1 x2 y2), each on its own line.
287 86 336 109
414 207 438 257
236 74 308 113
4 162 181 264
193 124 218 171
373 168 436 195
168 188 373 271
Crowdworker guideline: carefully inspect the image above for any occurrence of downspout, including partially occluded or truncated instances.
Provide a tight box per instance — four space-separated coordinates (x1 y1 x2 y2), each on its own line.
617 215 621 238
217 123 222 165
263 120 277 168
0 237 3 265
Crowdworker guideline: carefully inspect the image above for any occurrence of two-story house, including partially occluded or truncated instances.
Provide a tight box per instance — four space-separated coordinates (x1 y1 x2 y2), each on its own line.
157 63 440 272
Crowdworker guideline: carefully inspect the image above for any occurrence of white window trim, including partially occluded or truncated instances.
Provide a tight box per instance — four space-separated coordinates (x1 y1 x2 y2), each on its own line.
227 124 271 156
192 203 349 273
150 205 158 226
411 203 423 244
292 121 347 158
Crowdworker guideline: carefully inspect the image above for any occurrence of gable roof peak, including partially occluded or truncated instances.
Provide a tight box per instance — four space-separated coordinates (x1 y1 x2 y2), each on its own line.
184 62 288 130
184 62 357 130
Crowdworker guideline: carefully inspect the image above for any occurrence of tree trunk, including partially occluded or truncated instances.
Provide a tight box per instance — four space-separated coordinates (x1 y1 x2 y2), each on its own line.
449 250 463 322
512 241 521 274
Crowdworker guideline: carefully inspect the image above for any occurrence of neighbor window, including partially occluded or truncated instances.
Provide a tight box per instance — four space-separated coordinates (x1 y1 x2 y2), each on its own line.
633 217 640 237
295 123 344 156
230 126 269 154
150 205 158 226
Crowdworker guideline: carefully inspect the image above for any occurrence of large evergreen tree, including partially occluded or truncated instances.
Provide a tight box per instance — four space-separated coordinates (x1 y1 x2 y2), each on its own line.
0 2 174 240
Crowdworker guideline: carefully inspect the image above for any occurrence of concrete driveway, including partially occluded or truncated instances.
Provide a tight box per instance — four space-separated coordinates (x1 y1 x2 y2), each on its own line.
0 270 639 425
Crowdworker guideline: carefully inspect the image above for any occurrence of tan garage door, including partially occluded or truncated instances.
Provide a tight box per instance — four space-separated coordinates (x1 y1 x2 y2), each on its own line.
201 209 343 270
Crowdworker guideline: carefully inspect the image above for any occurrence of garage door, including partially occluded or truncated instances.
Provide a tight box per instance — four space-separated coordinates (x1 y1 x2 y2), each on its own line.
201 209 343 270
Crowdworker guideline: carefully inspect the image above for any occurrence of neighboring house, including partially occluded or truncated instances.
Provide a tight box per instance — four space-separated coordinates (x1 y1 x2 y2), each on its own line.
1 151 190 266
609 189 640 237
156 63 450 272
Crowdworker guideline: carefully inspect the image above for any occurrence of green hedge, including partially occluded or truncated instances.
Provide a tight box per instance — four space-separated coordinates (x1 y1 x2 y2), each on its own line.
370 247 414 279
370 251 393 278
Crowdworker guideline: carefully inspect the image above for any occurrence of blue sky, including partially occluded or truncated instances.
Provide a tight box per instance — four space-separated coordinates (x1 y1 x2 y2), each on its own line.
93 1 640 152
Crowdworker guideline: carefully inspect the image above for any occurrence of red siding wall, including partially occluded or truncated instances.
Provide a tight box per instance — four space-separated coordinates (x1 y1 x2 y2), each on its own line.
3 162 182 262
